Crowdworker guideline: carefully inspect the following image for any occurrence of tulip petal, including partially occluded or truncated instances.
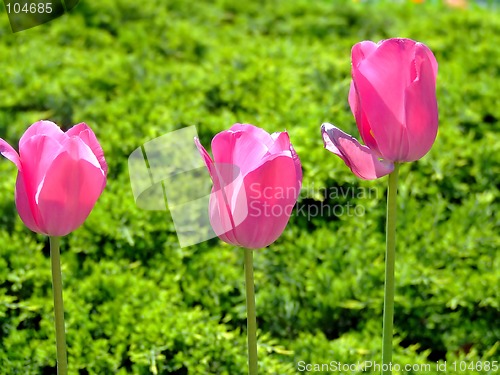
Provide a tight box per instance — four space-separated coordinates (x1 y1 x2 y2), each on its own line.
353 39 420 161
350 40 378 141
36 137 106 236
19 120 65 149
348 81 380 153
208 180 245 246
230 154 300 249
270 131 289 146
14 171 43 234
404 44 439 161
351 40 378 69
321 123 394 180
229 123 275 148
0 138 21 170
290 143 303 191
67 123 108 176
269 131 292 155
273 131 304 191
418 42 438 81
17 135 63 231
20 135 63 184
195 137 222 191
195 137 241 245
211 124 272 176
59 134 106 195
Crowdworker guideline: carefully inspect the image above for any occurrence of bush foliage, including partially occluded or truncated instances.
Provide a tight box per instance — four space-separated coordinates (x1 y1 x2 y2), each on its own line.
0 0 499 374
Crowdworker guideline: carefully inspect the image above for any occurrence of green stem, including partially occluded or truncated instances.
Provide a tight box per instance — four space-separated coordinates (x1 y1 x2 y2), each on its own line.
244 248 258 375
50 236 68 375
382 163 399 375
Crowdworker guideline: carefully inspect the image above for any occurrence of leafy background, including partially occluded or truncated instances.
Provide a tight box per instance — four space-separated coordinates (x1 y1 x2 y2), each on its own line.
0 0 499 374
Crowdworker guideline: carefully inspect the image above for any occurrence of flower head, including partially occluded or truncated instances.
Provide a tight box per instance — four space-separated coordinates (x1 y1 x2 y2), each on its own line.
195 124 302 249
322 38 438 179
0 121 107 236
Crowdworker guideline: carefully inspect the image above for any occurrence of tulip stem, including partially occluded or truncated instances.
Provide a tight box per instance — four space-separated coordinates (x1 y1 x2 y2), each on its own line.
50 236 68 375
244 248 258 375
382 163 399 375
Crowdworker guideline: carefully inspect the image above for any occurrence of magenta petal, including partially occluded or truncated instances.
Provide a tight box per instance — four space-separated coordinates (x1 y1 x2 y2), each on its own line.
348 81 380 153
15 171 43 234
195 137 240 244
349 40 378 131
194 137 214 170
208 178 245 246
230 154 300 249
20 135 64 182
351 40 378 68
67 123 108 176
19 120 65 149
211 124 271 176
417 42 438 81
60 136 101 169
228 123 274 148
18 135 63 226
290 143 303 192
36 138 106 236
403 45 439 162
269 131 292 155
195 137 221 191
348 81 358 118
321 123 394 180
353 39 422 161
0 138 21 170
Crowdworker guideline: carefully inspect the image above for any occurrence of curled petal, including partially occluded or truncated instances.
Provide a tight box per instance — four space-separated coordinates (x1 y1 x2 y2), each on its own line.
0 138 21 170
195 137 222 191
321 123 394 180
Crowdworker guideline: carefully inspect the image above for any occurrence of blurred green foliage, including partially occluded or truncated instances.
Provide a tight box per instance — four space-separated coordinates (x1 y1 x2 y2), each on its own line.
0 0 499 374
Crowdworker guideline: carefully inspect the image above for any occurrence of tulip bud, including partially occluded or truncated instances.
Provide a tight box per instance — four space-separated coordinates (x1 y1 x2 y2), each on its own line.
0 121 107 236
322 38 438 180
195 124 302 249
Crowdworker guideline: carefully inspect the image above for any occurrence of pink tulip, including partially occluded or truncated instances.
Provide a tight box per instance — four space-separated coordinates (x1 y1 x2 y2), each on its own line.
195 124 302 249
322 38 438 180
0 120 107 236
